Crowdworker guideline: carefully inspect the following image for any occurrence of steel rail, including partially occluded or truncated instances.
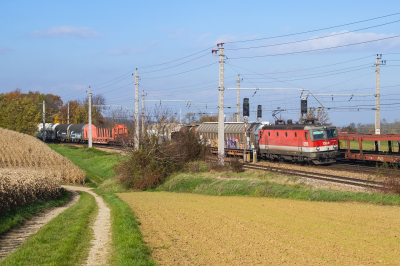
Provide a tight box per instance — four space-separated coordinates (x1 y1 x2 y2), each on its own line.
242 163 382 189
207 158 383 189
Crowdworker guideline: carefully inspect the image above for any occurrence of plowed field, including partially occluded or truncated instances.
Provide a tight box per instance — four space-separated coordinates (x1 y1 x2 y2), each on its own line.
118 192 400 265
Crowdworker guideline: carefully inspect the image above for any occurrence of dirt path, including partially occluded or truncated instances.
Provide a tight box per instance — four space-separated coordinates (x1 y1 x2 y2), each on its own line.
63 185 112 266
0 190 81 259
0 186 112 265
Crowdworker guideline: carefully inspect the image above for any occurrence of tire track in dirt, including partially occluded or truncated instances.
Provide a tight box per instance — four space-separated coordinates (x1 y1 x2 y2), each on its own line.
0 189 80 260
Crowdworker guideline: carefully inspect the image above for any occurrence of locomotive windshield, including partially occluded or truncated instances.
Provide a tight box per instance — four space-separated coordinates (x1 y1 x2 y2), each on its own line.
312 130 325 140
311 128 338 140
327 128 338 139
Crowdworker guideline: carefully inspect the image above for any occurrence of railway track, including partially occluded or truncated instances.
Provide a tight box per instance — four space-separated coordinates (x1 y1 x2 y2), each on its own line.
57 143 132 154
208 157 383 189
309 161 378 175
242 163 383 189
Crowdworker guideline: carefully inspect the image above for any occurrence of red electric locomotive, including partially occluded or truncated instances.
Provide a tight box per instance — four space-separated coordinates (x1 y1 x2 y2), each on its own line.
258 121 339 164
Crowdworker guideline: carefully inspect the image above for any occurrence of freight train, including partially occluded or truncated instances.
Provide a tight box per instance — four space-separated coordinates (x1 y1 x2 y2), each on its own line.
37 123 129 145
196 120 339 165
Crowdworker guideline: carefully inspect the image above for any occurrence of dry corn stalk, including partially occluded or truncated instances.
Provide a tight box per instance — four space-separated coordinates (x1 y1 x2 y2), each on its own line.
0 127 85 184
0 168 62 213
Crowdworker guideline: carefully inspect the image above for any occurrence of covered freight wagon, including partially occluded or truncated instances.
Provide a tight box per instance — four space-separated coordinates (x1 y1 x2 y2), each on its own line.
197 122 269 150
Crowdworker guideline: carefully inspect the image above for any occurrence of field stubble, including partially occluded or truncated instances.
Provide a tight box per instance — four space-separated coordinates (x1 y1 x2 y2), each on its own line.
118 192 400 265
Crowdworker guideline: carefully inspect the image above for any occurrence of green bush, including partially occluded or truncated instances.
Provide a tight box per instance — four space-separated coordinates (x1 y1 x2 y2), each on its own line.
117 129 208 190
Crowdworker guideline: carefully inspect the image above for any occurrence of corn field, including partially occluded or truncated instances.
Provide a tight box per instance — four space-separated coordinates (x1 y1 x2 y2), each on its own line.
0 168 62 213
0 127 86 212
0 127 85 184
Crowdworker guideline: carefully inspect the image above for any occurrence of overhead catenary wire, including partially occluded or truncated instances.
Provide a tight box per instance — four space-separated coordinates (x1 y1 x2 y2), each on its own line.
226 19 400 51
140 62 217 80
242 55 375 75
225 12 400 44
229 35 400 59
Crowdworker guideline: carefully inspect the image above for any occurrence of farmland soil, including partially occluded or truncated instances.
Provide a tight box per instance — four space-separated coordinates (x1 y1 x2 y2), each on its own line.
0 190 80 259
118 191 400 265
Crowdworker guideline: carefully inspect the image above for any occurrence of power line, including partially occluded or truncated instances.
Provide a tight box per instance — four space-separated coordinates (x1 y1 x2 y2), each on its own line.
226 19 400 51
140 52 209 74
141 62 217 79
242 55 374 75
229 35 400 59
242 64 373 80
225 12 400 44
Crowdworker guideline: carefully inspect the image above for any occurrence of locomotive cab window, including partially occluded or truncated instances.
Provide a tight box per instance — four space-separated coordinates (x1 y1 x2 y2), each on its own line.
285 132 287 137
305 132 308 140
295 132 297 137
312 130 325 140
268 132 270 136
277 132 279 136
327 129 338 139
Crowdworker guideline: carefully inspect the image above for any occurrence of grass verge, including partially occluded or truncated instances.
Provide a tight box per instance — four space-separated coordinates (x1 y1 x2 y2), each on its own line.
155 172 400 205
48 145 155 266
95 179 156 265
0 189 71 236
99 192 157 266
48 144 125 186
0 191 97 266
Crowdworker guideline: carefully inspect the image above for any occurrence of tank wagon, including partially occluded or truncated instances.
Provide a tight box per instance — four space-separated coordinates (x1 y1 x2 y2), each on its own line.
37 123 59 141
259 122 339 165
37 123 129 144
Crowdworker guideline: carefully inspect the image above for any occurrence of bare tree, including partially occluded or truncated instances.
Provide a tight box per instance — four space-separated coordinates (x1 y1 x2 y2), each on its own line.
306 107 330 124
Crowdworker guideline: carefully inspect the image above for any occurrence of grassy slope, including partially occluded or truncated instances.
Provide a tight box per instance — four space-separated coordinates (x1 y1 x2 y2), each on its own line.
155 171 400 205
48 145 156 266
0 192 97 266
0 189 71 235
48 144 123 185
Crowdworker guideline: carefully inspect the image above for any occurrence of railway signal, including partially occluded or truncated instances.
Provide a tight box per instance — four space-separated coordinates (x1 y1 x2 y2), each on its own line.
257 105 262 121
243 98 249 117
301 97 307 120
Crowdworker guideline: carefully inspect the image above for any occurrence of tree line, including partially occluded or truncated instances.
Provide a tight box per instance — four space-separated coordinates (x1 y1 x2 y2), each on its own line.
0 89 106 135
338 119 400 134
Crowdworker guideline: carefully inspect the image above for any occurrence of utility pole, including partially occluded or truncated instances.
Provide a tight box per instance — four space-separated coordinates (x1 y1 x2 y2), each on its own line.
213 43 225 165
375 54 386 151
67 102 70 124
237 75 241 122
142 90 145 136
134 69 139 151
42 100 46 142
88 87 92 148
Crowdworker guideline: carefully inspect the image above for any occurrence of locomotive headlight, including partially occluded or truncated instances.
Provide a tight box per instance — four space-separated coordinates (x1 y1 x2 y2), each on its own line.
333 144 337 150
316 145 320 151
